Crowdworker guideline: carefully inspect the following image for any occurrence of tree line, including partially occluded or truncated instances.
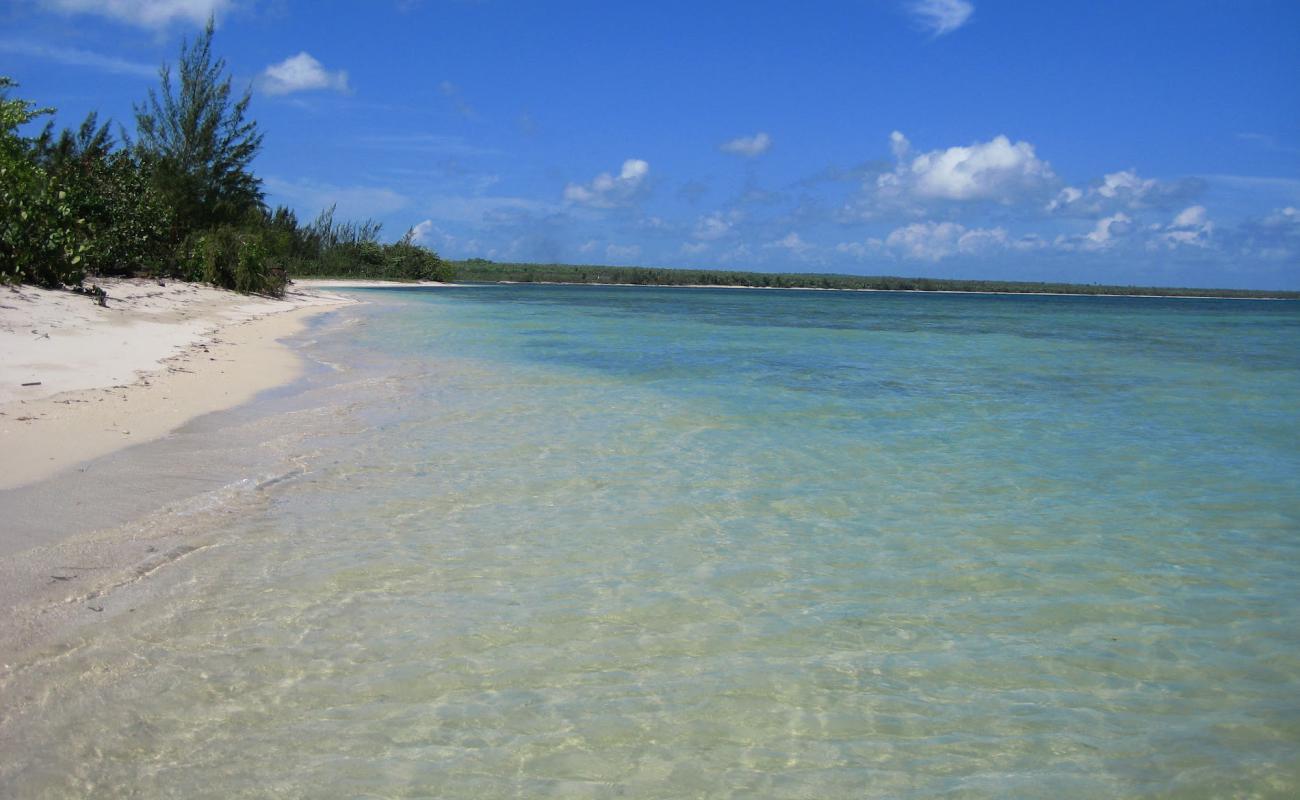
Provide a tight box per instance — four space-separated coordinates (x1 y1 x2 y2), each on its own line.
452 260 1300 300
1 20 450 297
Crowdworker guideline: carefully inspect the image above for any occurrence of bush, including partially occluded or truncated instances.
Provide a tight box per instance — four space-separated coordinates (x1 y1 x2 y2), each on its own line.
0 170 89 288
48 150 176 279
385 239 453 281
182 226 286 297
1 78 89 288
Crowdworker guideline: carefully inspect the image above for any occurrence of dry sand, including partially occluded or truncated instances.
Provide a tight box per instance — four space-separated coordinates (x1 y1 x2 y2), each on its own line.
0 278 354 491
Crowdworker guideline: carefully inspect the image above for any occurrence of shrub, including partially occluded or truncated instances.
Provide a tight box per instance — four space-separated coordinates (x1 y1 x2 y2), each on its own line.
183 226 286 297
1 78 89 288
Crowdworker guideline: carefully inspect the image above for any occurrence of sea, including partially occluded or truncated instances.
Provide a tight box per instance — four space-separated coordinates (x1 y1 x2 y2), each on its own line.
3 284 1298 798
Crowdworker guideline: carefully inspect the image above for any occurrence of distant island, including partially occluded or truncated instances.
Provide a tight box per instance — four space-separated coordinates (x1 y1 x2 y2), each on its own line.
450 259 1300 300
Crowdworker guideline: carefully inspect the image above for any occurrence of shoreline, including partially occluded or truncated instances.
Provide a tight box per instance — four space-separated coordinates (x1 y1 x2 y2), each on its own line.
0 278 364 661
1 279 354 492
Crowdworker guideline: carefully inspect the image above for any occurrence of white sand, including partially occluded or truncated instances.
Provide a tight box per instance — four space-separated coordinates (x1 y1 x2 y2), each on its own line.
0 278 353 491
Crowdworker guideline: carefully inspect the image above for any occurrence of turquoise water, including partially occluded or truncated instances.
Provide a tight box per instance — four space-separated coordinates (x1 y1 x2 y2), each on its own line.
4 286 1299 797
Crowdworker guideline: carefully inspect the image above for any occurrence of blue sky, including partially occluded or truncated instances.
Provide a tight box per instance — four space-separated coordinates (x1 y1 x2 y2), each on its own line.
3 0 1299 288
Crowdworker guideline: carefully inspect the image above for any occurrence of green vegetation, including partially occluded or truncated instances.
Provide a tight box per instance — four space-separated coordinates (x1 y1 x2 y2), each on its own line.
282 207 454 282
452 260 1300 300
1 19 444 296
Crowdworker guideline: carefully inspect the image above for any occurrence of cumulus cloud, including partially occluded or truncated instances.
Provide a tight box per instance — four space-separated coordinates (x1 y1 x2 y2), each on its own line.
564 159 650 208
258 52 350 96
1153 205 1214 249
881 132 1055 203
1054 212 1134 252
907 0 975 36
40 0 231 28
842 221 1045 261
883 221 1021 260
1048 169 1204 215
720 132 772 158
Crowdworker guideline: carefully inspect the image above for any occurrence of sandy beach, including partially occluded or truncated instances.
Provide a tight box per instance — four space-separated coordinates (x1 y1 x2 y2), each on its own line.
0 278 363 491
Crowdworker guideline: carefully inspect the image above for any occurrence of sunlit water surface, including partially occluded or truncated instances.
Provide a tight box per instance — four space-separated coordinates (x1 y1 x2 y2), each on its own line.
4 286 1299 797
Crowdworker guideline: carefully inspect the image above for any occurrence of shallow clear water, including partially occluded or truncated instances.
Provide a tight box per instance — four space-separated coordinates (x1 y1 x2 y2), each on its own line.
4 286 1299 797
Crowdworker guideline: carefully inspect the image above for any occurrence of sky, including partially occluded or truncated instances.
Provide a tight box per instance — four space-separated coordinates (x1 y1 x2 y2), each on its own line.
2 0 1299 289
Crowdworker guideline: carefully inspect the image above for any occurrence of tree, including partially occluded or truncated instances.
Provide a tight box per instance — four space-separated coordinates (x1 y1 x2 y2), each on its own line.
134 17 263 233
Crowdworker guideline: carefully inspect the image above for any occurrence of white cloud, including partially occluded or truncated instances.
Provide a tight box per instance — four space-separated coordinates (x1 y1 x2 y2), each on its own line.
1154 205 1214 249
40 0 231 28
874 220 1043 261
1172 205 1208 228
907 0 975 36
1048 169 1204 215
881 132 1055 202
564 159 650 208
889 130 911 160
1055 212 1134 252
0 39 155 76
258 52 350 96
883 221 1006 260
680 242 709 256
720 131 772 158
578 239 600 254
